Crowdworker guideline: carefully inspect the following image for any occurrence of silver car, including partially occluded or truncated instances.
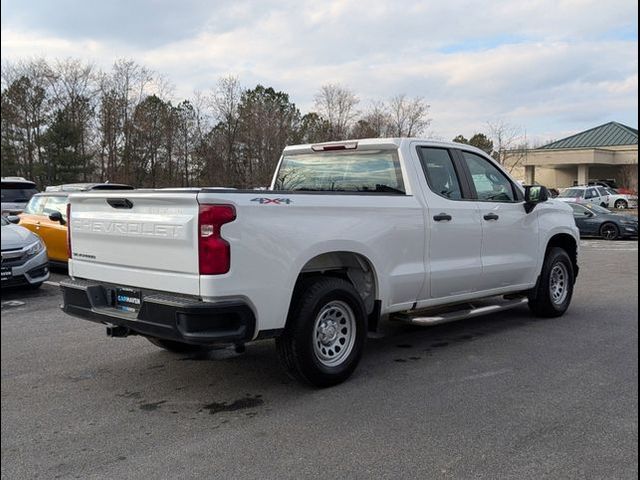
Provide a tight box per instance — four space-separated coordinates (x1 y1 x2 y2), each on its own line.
557 186 610 207
1 216 50 289
604 188 638 210
1 177 39 215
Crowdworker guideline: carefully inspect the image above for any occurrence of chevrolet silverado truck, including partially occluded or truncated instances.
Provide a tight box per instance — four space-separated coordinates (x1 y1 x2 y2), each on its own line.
61 138 579 387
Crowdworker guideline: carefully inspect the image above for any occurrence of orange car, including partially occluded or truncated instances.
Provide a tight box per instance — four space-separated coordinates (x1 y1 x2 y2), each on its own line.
19 192 70 264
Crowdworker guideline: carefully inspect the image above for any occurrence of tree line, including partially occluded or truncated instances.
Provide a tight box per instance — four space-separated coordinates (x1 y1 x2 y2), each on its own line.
1 58 432 189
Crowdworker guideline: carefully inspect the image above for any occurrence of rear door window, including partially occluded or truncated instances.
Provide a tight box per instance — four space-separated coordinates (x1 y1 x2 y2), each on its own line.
585 188 598 199
416 147 463 200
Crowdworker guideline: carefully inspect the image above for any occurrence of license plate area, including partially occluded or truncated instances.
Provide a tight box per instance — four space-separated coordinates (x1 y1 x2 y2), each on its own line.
1 266 12 281
114 287 142 313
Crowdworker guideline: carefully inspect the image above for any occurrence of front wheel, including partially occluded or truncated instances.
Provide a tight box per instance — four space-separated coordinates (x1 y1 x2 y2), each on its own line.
614 200 628 210
528 247 575 318
600 222 619 240
276 277 367 388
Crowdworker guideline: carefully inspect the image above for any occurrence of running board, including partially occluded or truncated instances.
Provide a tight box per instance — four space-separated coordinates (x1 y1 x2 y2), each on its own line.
392 297 528 327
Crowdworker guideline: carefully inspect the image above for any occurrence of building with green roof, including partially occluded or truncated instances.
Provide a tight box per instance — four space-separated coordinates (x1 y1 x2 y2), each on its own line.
506 122 638 190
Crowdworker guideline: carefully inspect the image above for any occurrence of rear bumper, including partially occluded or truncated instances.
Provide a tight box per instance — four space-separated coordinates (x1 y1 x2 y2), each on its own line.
60 279 256 345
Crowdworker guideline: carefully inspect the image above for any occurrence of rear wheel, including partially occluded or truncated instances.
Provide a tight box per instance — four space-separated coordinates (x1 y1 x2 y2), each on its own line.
614 199 628 210
528 247 575 318
600 222 619 240
146 337 209 353
276 277 367 388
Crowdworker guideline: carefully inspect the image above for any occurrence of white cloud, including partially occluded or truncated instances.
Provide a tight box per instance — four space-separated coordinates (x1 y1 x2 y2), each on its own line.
1 0 637 140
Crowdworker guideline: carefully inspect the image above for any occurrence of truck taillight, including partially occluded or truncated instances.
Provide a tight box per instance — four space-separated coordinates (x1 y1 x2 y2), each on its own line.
198 204 236 275
66 203 72 259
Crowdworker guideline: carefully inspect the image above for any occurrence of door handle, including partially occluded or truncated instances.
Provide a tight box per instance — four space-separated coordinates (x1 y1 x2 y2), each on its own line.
483 213 499 221
433 213 452 222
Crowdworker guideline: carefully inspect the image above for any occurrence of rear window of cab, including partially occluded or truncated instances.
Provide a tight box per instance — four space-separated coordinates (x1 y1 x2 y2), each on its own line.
274 150 405 194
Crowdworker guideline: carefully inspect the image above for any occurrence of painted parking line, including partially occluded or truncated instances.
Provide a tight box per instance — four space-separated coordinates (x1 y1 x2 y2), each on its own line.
580 240 638 251
1 300 26 308
44 281 60 287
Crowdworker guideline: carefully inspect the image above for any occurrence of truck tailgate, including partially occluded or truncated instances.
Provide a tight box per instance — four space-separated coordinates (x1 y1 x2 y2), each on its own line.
68 191 201 295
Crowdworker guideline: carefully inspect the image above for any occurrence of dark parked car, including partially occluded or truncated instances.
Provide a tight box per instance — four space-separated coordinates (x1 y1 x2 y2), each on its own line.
568 202 638 240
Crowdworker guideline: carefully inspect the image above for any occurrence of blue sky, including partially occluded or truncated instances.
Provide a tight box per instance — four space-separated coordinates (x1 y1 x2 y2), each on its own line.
1 0 637 143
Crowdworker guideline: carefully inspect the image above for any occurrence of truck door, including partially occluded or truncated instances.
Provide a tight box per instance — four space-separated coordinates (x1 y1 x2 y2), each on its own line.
413 146 483 300
458 150 539 290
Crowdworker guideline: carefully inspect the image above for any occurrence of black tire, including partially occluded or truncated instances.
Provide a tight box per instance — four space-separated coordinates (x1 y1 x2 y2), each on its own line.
599 222 619 241
276 277 367 388
528 247 575 318
600 202 607 208
146 337 209 353
614 199 628 210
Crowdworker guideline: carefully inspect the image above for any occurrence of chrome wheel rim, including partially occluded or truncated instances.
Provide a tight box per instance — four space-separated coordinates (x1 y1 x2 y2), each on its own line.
313 300 356 367
549 262 569 305
615 201 626 210
601 224 618 240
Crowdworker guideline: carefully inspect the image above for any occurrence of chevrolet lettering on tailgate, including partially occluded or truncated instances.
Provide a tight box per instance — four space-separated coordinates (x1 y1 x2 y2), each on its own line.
72 219 186 239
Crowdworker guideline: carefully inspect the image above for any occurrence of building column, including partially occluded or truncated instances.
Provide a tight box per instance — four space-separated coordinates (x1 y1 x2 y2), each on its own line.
577 164 589 185
524 165 535 185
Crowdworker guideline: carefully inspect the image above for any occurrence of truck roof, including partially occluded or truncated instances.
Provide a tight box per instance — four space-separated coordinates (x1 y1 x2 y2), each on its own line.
283 138 490 156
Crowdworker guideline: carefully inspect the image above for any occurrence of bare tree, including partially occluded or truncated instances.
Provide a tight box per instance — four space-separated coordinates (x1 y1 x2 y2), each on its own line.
387 94 430 137
619 164 638 192
313 83 359 140
352 100 391 138
487 119 523 167
210 75 242 182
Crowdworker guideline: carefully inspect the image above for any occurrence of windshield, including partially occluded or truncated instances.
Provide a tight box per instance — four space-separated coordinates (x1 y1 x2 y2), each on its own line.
584 203 611 214
274 150 405 193
559 188 584 198
1 187 39 203
1 216 8 226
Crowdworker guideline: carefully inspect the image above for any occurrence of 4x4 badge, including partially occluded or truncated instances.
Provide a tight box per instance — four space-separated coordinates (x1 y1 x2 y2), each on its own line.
251 198 292 205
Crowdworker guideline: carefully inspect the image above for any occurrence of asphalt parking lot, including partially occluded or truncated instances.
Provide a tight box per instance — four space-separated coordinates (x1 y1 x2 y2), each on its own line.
1 240 638 479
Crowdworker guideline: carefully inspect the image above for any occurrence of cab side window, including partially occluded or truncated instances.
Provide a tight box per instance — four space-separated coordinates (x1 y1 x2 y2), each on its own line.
461 151 516 202
42 196 68 220
416 147 463 200
23 196 46 215
585 188 597 199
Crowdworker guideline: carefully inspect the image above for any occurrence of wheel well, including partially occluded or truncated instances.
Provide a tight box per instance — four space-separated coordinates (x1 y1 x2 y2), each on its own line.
293 251 378 316
546 234 579 278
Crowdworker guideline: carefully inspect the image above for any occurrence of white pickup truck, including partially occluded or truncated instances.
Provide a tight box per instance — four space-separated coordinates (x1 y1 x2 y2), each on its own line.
61 138 580 387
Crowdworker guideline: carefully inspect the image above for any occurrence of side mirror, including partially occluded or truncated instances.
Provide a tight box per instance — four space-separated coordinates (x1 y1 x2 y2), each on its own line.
6 215 20 224
524 185 550 213
49 211 66 225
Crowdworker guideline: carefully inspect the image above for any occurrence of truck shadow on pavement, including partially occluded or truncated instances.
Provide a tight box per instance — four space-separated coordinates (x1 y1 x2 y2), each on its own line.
70 306 542 424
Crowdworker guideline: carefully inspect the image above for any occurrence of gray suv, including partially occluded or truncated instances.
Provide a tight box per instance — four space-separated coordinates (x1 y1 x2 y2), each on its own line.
1 177 39 215
1 216 50 288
